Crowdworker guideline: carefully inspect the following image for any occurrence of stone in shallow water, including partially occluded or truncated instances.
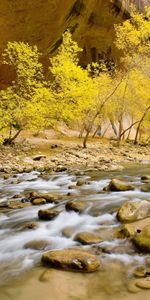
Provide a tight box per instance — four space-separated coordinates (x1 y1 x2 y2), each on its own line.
38 208 61 220
22 222 39 230
74 232 103 245
117 200 150 223
136 277 150 289
104 178 134 192
65 200 89 213
24 240 49 250
127 279 141 293
41 248 100 273
133 266 146 278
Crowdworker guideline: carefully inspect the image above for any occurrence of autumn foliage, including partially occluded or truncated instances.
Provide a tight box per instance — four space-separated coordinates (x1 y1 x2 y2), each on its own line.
0 6 150 147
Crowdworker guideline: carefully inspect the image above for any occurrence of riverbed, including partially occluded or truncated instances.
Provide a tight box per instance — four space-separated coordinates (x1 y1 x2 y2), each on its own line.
0 164 150 300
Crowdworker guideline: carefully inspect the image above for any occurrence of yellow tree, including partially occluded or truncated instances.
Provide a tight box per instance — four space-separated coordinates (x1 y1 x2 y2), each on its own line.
114 6 150 143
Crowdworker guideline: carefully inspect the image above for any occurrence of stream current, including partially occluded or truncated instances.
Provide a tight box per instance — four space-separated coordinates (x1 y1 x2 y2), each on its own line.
0 164 150 300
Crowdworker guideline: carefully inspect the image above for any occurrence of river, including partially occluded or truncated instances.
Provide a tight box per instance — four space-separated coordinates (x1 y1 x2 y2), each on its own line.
0 164 150 300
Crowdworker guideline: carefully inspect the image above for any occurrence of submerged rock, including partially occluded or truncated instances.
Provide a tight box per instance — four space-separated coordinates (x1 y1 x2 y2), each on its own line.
41 248 100 272
104 178 134 192
117 200 150 223
74 232 102 245
38 208 61 220
22 222 39 230
24 240 49 250
132 224 150 253
136 277 150 289
8 201 31 209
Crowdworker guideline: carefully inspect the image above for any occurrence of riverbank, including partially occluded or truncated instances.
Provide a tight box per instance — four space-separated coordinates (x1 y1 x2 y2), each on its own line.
0 136 150 175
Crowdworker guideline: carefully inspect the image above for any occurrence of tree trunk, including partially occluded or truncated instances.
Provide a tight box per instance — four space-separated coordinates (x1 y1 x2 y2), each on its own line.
110 120 118 137
3 129 22 146
83 129 90 148
134 105 150 144
118 117 123 140
92 125 101 138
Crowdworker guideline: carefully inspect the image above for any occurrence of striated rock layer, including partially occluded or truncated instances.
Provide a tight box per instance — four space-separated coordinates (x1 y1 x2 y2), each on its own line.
0 0 149 86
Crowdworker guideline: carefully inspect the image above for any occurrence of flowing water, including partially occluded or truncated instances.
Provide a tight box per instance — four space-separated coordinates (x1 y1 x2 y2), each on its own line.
0 164 150 300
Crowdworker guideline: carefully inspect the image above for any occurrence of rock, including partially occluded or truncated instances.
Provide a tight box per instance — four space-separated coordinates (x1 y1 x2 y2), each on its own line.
33 155 46 161
146 256 150 266
30 192 62 204
32 198 47 205
141 175 150 182
41 248 100 273
24 240 49 250
132 224 150 253
133 266 146 278
136 277 150 289
38 208 61 220
119 217 150 237
74 232 102 245
65 201 89 213
55 166 67 172
141 183 150 192
127 279 141 293
8 201 31 209
117 200 150 223
62 227 77 238
104 178 134 192
22 222 39 230
76 179 87 186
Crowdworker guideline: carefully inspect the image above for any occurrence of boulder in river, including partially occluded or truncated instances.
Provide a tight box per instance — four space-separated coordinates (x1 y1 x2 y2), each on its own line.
117 200 150 223
65 200 89 213
38 208 61 220
41 248 100 272
74 232 103 245
119 217 150 237
104 178 134 192
132 224 150 253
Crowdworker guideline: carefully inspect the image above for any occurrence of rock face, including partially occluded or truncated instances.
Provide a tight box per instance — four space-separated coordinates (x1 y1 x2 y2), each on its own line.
41 248 100 272
117 200 150 223
0 0 149 87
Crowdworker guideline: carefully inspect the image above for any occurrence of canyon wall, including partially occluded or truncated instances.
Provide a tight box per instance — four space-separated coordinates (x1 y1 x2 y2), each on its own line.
0 0 149 86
